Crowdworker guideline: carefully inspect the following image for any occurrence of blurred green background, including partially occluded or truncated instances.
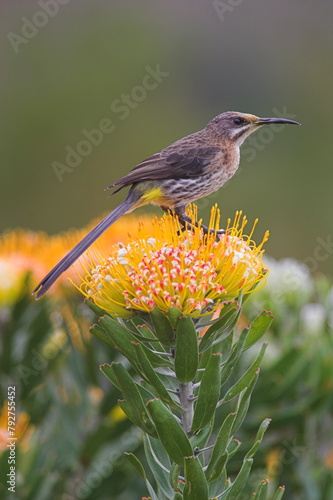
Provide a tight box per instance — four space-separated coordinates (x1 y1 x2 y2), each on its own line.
1 0 332 274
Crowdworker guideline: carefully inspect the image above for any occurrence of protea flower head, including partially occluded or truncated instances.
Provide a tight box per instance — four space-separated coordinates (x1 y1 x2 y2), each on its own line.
77 205 269 318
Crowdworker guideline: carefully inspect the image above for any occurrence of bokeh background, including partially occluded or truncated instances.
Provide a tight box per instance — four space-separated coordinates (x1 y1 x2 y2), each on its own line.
1 0 332 273
1 1 333 500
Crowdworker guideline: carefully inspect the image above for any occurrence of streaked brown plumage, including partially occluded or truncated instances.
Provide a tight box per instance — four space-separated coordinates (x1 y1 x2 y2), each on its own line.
33 111 300 298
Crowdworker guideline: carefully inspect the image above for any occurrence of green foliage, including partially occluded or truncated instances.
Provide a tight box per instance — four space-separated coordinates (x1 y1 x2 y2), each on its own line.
1 261 333 499
239 265 333 499
0 290 147 499
90 300 281 499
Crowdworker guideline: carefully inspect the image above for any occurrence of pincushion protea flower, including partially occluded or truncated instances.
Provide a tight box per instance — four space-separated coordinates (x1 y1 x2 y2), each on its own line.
0 214 154 299
77 205 269 317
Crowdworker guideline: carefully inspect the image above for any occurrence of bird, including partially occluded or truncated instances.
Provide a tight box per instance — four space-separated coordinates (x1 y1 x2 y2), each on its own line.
33 111 300 298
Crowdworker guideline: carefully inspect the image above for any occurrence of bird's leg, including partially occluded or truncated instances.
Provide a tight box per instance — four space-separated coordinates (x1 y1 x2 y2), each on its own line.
162 206 196 232
165 206 225 236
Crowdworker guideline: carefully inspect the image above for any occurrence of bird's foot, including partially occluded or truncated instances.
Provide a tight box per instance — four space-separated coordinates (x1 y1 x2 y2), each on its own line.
177 219 225 239
168 207 225 240
200 223 225 238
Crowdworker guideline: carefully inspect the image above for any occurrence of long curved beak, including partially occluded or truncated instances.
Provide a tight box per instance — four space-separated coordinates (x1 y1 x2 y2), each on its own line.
257 117 301 126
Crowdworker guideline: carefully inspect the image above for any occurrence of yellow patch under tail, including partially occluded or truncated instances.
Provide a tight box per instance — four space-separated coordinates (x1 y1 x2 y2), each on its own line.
140 186 164 203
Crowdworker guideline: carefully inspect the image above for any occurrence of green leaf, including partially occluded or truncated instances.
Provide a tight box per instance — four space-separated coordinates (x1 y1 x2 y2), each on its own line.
126 322 165 344
206 453 228 484
245 418 271 460
124 452 146 479
174 493 183 500
183 456 209 500
272 486 286 499
227 439 241 459
169 461 181 491
219 329 234 363
191 353 221 432
231 369 260 434
108 362 156 437
175 317 199 383
133 342 181 410
169 462 181 491
117 385 160 434
199 303 241 353
168 306 183 328
150 307 176 346
99 363 120 390
206 412 237 481
255 478 269 500
146 398 193 465
223 459 253 499
123 451 159 500
198 328 232 380
99 315 173 368
146 434 172 470
91 321 139 369
220 328 248 387
222 343 268 402
190 421 214 450
84 297 110 317
208 469 228 499
243 311 274 351
118 398 156 440
144 435 174 499
135 323 157 338
137 382 157 403
117 399 137 427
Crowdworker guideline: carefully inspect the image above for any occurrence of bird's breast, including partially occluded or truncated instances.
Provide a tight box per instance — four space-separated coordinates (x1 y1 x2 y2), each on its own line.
210 148 240 182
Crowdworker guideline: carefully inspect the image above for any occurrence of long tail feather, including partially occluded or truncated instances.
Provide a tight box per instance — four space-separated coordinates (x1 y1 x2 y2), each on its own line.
33 198 138 299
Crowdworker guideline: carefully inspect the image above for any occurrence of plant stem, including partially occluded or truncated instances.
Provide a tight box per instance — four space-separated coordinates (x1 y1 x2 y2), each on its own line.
178 381 194 436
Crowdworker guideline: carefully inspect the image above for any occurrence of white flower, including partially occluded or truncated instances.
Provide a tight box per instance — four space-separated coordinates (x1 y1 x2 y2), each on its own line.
301 303 326 335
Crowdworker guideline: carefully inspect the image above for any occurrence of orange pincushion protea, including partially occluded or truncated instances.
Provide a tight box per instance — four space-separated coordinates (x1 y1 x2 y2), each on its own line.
0 214 155 302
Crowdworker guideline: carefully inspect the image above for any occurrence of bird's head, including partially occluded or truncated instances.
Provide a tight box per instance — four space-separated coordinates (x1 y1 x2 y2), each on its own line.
206 111 300 147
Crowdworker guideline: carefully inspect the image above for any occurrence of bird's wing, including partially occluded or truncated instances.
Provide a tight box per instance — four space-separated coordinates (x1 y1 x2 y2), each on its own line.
107 146 220 194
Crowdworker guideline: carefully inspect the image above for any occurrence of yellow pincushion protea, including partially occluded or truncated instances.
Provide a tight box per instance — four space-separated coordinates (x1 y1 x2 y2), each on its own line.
78 205 269 318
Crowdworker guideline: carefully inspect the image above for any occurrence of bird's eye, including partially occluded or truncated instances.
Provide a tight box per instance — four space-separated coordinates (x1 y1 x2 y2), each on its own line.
233 118 243 126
